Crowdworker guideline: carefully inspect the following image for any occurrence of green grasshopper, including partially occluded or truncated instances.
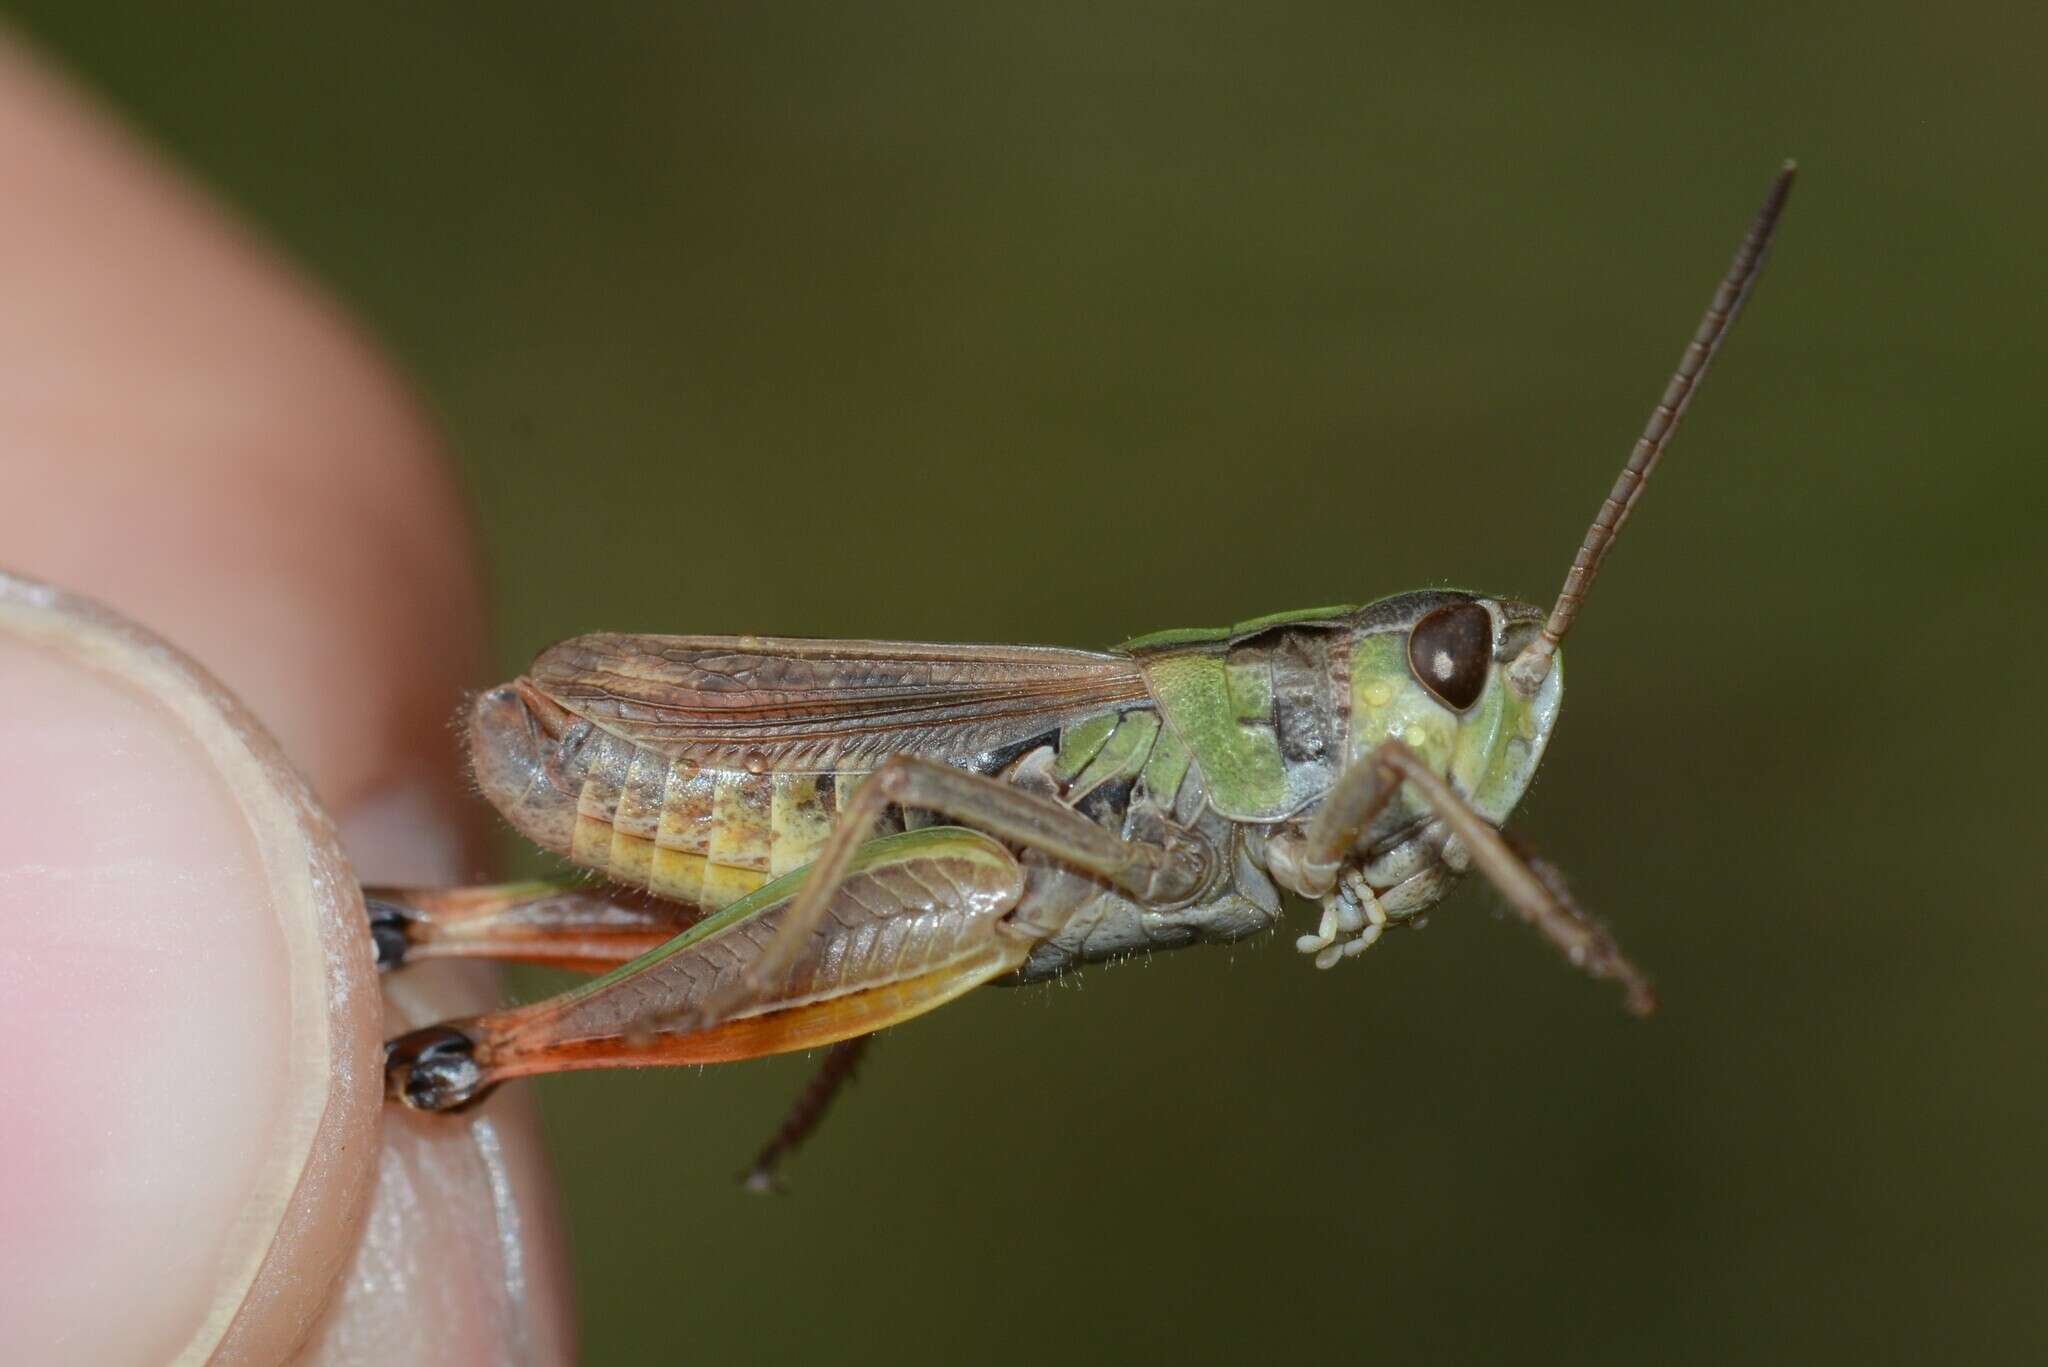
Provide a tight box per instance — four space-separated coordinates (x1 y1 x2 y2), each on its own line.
376 164 1795 1186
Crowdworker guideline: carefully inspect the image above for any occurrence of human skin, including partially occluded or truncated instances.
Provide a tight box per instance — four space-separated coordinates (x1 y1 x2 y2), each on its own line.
0 34 573 1364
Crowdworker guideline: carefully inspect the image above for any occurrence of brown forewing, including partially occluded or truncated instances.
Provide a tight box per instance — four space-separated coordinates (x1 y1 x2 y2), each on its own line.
524 633 1152 773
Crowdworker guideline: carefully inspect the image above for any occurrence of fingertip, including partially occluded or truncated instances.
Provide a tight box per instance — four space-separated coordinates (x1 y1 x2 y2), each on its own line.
0 576 383 1363
0 41 575 1360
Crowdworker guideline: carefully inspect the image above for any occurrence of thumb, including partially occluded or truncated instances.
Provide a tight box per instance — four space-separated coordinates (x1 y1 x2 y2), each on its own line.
0 577 381 1362
0 37 572 1362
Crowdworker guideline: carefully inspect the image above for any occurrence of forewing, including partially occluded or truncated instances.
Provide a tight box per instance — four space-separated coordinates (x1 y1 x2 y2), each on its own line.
525 632 1150 772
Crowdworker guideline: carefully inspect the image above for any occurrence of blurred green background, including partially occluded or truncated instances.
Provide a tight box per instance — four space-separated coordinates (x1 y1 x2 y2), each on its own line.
18 5 2044 1363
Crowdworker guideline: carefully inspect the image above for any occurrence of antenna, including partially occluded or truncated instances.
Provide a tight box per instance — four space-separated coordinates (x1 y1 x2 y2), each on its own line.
1509 161 1797 698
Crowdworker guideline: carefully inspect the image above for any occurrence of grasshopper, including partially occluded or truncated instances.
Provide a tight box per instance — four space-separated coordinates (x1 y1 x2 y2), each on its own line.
376 165 1795 1186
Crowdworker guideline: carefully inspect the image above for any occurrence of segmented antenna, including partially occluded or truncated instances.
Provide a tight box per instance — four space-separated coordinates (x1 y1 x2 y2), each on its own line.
1510 161 1797 697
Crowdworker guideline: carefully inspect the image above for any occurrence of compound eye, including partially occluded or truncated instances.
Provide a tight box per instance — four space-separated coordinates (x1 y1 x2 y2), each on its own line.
1407 602 1492 711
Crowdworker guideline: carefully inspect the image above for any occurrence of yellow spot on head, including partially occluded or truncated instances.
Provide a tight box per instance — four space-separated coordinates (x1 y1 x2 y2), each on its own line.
1362 680 1394 708
1404 723 1431 749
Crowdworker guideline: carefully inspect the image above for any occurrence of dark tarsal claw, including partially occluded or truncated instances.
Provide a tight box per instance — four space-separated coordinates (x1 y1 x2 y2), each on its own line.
364 896 414 972
384 1024 490 1111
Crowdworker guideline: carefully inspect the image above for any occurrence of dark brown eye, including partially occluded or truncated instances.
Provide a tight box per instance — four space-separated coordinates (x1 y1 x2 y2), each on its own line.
1407 602 1492 711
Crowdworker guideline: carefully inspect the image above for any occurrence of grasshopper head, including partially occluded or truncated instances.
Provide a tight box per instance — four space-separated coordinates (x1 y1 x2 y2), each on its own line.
1268 591 1564 952
1363 164 1800 835
1266 591 1565 957
1285 165 1793 999
1344 591 1561 831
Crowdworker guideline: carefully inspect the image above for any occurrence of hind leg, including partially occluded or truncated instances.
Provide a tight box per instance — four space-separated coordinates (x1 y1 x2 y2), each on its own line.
644 754 1214 1038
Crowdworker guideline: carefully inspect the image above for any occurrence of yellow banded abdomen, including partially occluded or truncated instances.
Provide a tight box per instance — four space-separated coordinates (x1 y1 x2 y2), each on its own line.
571 748 868 911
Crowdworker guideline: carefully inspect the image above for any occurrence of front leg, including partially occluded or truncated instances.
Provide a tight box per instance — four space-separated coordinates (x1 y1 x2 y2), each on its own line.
1290 740 1657 1015
1292 871 1390 971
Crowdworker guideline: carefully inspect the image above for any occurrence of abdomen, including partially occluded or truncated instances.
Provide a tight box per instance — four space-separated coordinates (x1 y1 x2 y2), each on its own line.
571 743 868 910
470 678 875 910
